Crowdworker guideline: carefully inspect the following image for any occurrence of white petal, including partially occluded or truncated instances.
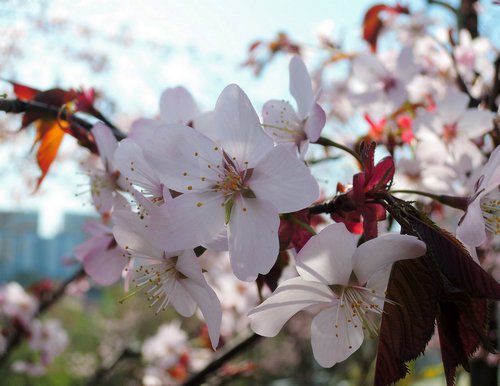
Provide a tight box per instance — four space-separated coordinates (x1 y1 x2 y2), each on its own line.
296 223 357 285
456 200 486 246
457 109 494 138
227 197 279 281
437 90 469 125
175 249 208 287
303 103 326 142
114 139 163 199
143 123 223 193
91 123 118 171
169 280 197 317
248 277 333 337
181 279 222 349
83 248 127 286
149 192 225 252
113 209 162 259
353 234 427 284
262 100 301 143
213 84 273 168
311 306 364 367
289 56 314 120
250 146 319 213
160 86 200 124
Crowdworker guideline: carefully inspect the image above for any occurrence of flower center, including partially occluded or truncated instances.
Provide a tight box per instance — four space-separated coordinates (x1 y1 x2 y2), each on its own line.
481 189 500 236
132 256 180 314
334 285 389 339
443 122 457 142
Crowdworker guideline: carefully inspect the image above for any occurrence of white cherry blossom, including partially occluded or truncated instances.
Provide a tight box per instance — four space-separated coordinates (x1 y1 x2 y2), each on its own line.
262 55 326 158
112 209 222 349
145 84 319 281
248 223 426 367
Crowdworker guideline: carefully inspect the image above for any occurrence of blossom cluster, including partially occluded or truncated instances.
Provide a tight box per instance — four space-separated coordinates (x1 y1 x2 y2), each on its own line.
0 282 69 375
2 3 500 385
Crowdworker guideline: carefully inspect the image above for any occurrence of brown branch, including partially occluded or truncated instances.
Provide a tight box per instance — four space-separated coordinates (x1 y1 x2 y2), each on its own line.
182 333 262 386
0 267 86 368
0 98 126 141
84 346 141 386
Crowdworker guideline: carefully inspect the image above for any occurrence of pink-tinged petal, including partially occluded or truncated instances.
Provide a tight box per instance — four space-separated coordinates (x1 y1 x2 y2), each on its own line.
296 223 357 285
83 247 127 286
74 234 110 263
352 52 388 84
289 56 314 120
82 220 111 236
311 305 364 367
159 86 200 124
456 200 486 247
303 103 326 142
168 280 197 317
114 139 163 199
250 146 319 213
91 123 118 171
437 90 469 125
91 181 115 215
481 146 500 191
180 279 222 349
353 234 427 284
193 111 217 141
248 276 333 337
143 123 223 193
456 109 494 138
149 192 225 252
202 229 229 252
262 100 301 143
128 118 163 143
213 84 273 168
175 249 208 287
112 209 162 259
227 197 280 281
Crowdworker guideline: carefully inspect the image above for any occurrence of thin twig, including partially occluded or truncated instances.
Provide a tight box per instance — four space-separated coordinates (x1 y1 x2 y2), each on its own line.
84 346 141 386
182 333 262 386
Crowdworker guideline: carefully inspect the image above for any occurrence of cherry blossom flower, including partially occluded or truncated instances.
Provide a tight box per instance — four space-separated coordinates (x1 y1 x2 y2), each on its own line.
413 90 495 172
351 46 417 113
142 321 191 384
145 84 319 281
0 282 38 328
89 123 124 214
457 145 500 246
74 220 128 286
248 223 426 367
262 55 326 158
112 209 222 349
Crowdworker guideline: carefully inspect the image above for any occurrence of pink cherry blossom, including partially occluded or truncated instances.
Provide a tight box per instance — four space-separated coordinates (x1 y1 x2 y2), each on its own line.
74 220 128 286
90 123 125 214
145 84 319 281
413 89 495 172
248 223 426 367
112 208 222 349
262 55 326 158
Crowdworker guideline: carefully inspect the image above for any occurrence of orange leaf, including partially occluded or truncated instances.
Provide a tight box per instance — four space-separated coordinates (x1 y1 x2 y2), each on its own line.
34 119 66 191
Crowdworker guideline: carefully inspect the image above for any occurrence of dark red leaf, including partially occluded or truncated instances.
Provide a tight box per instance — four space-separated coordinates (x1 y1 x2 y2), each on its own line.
375 256 440 386
405 206 500 300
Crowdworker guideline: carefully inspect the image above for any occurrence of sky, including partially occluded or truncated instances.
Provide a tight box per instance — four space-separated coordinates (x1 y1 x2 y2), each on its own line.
0 0 498 236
